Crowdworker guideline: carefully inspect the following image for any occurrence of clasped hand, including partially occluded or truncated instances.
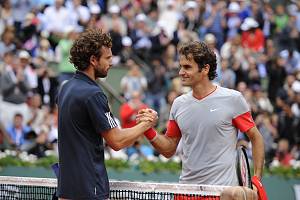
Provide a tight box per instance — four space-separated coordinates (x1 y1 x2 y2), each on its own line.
136 108 158 128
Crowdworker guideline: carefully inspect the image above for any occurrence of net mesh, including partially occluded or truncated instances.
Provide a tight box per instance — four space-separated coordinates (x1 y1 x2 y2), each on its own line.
0 176 228 200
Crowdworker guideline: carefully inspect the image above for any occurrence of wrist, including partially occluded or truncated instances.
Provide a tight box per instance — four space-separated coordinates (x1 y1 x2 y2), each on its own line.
144 128 158 142
252 175 261 181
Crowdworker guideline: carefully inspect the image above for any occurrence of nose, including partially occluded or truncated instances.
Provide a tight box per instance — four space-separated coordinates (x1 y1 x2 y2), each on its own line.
179 67 185 76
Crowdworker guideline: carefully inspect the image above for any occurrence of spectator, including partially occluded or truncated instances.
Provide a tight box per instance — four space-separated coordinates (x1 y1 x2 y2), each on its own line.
120 59 147 100
42 0 73 40
66 0 91 32
37 62 59 109
33 38 55 62
226 2 242 39
241 17 265 53
266 56 287 104
0 52 30 125
0 0 14 30
0 27 16 58
272 138 294 167
119 91 148 129
6 113 31 150
219 58 236 89
19 50 38 91
145 59 169 114
102 4 127 36
55 27 78 83
120 36 134 64
201 0 226 50
11 0 34 35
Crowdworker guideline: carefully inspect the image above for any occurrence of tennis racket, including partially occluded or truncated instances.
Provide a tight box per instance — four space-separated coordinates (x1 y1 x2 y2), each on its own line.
236 146 252 189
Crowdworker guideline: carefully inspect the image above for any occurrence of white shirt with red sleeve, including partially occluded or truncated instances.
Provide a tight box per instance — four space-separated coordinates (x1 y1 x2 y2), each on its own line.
167 86 255 186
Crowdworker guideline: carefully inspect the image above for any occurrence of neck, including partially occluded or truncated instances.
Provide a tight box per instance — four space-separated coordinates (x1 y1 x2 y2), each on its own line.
82 67 96 81
192 81 216 100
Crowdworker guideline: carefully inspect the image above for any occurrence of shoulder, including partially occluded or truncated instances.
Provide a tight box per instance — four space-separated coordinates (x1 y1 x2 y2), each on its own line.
85 91 108 105
171 92 192 111
173 92 191 105
217 86 242 98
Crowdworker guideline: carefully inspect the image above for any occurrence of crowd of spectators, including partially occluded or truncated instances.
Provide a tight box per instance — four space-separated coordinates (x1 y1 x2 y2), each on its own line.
0 0 300 170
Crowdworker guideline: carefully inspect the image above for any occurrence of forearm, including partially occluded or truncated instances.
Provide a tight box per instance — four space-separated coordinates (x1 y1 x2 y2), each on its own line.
120 123 150 147
149 134 179 158
250 130 265 179
105 122 151 150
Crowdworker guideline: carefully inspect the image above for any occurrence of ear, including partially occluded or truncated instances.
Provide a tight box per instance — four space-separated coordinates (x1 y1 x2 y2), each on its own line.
203 64 210 74
90 55 97 67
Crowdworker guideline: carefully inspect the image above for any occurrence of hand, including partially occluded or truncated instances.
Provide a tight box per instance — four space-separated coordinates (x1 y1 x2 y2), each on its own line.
136 108 158 127
252 184 258 193
16 69 24 82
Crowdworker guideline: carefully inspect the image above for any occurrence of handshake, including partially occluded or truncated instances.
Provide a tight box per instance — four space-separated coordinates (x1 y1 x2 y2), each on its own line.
136 108 159 141
136 108 158 127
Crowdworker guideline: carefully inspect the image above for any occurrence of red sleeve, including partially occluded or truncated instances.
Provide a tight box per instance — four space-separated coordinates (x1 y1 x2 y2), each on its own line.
165 120 181 138
232 111 255 133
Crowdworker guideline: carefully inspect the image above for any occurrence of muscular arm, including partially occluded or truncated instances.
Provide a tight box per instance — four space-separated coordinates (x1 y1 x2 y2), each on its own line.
245 126 265 180
102 122 152 151
150 134 181 158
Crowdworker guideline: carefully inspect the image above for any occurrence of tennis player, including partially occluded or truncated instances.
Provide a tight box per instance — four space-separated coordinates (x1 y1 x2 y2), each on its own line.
56 29 157 200
138 41 265 198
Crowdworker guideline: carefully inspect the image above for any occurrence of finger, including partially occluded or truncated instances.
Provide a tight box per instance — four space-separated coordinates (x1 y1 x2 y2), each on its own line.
140 113 157 121
138 109 150 114
139 117 155 122
147 108 158 115
252 185 258 193
136 113 148 119
136 112 155 119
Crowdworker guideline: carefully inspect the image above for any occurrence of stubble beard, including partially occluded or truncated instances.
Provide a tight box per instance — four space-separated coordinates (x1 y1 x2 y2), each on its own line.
94 67 107 79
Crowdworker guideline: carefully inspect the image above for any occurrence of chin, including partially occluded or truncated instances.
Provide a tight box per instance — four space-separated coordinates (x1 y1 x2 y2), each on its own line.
181 81 190 86
97 73 107 78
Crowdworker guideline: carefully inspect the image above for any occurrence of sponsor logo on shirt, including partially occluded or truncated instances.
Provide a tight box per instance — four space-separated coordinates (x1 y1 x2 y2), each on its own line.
210 108 219 112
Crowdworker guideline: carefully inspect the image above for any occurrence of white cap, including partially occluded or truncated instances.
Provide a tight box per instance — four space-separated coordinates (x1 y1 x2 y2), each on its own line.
228 2 240 13
241 17 259 31
184 1 197 11
292 81 300 93
108 5 120 14
204 33 216 44
136 13 147 22
122 36 132 46
166 0 175 7
90 4 101 14
19 50 30 59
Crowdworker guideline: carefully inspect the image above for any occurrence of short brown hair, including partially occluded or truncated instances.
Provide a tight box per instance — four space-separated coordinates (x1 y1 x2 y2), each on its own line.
70 29 112 71
179 41 217 80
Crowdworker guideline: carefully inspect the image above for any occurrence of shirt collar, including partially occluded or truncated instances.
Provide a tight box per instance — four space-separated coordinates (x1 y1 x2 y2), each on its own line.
74 70 99 86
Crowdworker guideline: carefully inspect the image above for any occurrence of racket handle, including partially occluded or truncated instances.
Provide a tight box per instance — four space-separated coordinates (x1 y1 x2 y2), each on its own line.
252 176 268 200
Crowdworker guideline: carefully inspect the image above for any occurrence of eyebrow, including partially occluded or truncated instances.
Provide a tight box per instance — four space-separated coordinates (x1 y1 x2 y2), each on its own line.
180 64 192 68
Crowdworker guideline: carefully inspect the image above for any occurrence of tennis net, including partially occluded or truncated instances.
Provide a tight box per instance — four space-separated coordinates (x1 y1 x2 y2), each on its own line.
0 176 228 199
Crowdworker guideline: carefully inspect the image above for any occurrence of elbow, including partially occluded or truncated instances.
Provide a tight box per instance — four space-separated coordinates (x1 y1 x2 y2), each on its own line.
110 143 123 151
161 151 175 159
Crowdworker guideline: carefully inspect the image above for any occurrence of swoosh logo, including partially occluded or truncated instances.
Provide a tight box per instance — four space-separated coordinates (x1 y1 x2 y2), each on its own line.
210 108 219 112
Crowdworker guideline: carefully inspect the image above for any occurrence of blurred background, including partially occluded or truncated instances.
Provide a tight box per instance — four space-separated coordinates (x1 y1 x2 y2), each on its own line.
0 0 300 199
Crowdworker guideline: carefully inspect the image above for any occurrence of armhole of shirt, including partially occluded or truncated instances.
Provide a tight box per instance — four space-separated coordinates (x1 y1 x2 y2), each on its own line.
165 120 182 138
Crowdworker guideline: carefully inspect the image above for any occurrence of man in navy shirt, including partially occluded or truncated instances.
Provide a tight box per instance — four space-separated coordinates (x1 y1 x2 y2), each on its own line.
57 29 157 200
